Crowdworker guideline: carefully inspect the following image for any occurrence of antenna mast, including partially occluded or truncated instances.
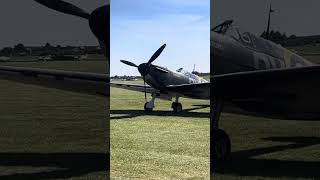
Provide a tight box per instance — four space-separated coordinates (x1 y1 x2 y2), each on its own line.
266 2 274 40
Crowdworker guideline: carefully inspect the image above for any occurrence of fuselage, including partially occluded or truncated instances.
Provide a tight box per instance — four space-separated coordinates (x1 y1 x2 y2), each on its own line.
144 65 207 91
211 28 313 75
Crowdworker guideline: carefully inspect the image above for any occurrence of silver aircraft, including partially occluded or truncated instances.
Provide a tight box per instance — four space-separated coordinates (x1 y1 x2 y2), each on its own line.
111 44 208 113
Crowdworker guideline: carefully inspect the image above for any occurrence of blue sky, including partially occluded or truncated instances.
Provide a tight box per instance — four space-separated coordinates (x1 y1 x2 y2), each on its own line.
111 0 210 76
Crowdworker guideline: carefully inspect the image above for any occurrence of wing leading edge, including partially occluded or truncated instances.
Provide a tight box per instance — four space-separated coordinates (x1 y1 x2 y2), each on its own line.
0 66 109 96
166 83 210 99
213 65 320 119
110 82 156 94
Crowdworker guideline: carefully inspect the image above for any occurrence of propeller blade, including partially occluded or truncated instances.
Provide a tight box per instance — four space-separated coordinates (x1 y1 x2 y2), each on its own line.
120 60 138 67
147 44 166 65
34 0 90 19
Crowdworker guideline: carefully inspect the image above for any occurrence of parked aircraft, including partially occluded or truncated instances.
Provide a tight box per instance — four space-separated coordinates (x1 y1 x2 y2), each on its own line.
111 44 208 113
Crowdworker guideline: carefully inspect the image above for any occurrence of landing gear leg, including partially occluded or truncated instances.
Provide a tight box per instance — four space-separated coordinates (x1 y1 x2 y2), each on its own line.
171 96 182 113
144 94 156 112
211 97 231 169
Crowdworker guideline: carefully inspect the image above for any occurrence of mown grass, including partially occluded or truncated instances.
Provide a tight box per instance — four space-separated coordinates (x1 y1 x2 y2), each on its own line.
110 70 320 180
110 87 210 179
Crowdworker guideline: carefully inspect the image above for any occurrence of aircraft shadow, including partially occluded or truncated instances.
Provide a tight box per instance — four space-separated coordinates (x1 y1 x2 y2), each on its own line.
213 136 320 178
110 105 210 120
0 152 108 179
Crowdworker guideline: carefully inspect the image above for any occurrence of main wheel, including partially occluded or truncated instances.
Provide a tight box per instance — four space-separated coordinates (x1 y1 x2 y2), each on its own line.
171 102 182 113
212 129 231 162
144 102 153 112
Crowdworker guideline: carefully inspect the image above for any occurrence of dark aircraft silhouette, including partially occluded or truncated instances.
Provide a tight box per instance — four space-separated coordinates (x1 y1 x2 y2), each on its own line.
210 20 320 165
111 44 208 113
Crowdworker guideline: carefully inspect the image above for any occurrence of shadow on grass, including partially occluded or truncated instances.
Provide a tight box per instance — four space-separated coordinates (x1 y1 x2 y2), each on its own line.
0 152 108 179
213 136 320 178
110 104 210 120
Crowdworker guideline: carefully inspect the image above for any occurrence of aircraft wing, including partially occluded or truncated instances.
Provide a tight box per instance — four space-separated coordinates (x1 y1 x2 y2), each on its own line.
110 82 157 94
166 83 210 99
0 66 108 96
213 65 320 119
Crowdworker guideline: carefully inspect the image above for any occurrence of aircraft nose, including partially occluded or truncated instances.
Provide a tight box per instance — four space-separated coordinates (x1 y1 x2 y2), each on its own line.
138 63 150 76
89 5 109 47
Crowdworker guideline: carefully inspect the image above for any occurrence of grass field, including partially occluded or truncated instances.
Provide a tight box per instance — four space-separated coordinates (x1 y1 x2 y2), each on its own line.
110 61 320 180
110 83 319 180
110 86 210 179
0 60 108 179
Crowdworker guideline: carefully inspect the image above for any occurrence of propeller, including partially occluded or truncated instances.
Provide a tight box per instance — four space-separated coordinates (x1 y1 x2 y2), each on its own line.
120 44 167 102
120 60 138 67
34 0 90 19
147 44 166 65
34 0 109 48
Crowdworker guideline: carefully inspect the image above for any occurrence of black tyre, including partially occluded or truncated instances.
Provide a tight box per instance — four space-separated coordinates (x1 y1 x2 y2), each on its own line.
172 102 182 113
144 102 153 112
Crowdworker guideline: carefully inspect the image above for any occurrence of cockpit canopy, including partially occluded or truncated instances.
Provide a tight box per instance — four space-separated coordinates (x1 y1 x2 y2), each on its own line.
212 20 310 66
213 20 283 58
212 20 244 42
212 20 234 34
176 68 207 83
